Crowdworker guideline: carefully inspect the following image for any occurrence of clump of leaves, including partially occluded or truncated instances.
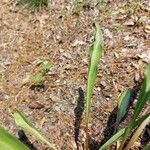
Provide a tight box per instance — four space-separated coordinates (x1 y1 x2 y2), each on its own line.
30 60 51 86
85 23 104 149
99 64 150 150
18 0 47 9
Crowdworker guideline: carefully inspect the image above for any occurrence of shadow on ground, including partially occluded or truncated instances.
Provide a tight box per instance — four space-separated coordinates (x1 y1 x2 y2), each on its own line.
141 123 150 146
18 129 38 150
74 87 85 150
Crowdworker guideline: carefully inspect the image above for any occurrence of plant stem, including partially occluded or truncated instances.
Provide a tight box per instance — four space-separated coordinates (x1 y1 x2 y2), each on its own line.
85 114 89 150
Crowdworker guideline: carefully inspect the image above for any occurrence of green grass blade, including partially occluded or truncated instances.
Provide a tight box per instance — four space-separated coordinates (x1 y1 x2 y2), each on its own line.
119 64 150 149
99 113 150 150
0 127 29 150
85 23 103 149
125 114 150 150
13 110 56 150
115 89 133 132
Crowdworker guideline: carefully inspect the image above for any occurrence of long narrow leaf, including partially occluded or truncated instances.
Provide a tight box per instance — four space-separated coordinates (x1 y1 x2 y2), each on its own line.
115 89 133 132
85 23 104 149
119 64 150 149
125 115 150 150
99 113 150 150
0 127 29 150
86 23 104 118
13 110 56 150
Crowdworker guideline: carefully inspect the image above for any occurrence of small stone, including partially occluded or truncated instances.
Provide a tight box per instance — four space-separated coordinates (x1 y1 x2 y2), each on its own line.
59 49 64 53
63 52 72 59
124 35 130 41
97 87 101 92
100 81 107 87
134 73 140 82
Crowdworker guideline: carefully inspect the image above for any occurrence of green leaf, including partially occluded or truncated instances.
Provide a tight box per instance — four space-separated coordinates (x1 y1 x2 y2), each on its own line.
143 145 150 150
36 59 51 72
0 127 29 150
30 73 45 85
86 23 104 118
43 62 51 72
119 64 150 149
85 23 104 149
99 113 150 150
13 110 56 150
115 89 133 132
125 114 150 150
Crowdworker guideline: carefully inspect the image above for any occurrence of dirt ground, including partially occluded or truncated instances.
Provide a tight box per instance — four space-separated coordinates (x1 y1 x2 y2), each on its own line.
0 0 150 150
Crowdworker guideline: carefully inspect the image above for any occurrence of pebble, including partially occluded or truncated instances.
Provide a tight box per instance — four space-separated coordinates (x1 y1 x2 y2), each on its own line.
134 73 140 82
62 52 72 59
124 35 130 41
100 80 107 88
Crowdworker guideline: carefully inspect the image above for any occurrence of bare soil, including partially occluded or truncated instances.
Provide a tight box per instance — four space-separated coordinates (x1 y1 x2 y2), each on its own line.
0 0 150 150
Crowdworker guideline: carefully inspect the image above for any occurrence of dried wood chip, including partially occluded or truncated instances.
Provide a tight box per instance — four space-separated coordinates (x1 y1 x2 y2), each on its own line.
29 101 44 109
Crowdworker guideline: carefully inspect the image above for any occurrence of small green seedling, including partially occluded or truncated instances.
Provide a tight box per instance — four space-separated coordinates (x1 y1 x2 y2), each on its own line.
85 23 104 149
36 59 51 73
30 73 45 85
30 60 51 86
99 64 150 150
